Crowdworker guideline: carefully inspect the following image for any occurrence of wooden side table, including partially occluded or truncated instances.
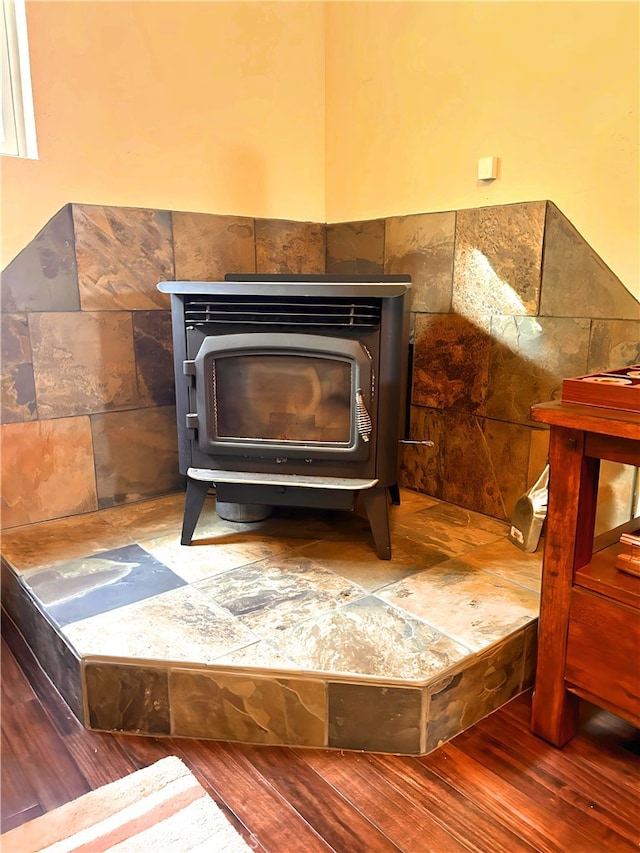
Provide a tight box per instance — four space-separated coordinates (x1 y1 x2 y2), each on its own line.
530 400 640 746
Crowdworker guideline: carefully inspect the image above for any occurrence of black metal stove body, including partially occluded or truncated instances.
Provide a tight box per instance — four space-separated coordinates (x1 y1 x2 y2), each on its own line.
158 275 411 559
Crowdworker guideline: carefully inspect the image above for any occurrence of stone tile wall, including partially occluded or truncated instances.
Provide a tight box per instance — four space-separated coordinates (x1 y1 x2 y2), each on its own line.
2 200 637 530
1 204 326 529
327 200 639 524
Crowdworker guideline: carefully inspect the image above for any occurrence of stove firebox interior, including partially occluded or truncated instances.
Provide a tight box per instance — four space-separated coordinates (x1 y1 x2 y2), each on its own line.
158 275 411 559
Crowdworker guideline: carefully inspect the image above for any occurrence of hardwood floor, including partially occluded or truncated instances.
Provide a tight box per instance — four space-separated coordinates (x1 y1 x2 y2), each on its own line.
2 614 638 852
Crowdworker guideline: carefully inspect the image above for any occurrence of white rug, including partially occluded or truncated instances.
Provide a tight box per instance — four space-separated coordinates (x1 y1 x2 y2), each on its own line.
2 756 254 852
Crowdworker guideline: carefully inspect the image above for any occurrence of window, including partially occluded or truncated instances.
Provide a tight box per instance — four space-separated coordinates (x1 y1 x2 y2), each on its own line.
1 0 37 158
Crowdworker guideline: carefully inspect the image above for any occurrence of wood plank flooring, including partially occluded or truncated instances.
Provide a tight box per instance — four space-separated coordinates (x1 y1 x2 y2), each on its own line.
2 614 638 852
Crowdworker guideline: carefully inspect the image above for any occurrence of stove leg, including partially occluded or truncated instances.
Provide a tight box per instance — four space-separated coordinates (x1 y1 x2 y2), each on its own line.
181 478 211 545
388 483 401 506
363 485 392 560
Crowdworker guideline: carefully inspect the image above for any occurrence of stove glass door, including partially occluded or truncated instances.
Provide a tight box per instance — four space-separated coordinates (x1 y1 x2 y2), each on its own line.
191 332 373 458
214 353 351 444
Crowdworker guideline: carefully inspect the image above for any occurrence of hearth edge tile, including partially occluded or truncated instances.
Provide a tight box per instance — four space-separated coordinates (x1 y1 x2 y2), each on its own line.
168 666 327 747
82 658 171 735
423 623 535 752
327 680 425 754
79 644 535 752
1 560 84 722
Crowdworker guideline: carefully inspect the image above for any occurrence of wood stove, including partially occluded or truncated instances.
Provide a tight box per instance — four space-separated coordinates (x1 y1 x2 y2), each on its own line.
158 274 411 559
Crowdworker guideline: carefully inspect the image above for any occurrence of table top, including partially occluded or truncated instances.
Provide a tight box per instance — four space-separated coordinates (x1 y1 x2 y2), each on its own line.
531 400 640 440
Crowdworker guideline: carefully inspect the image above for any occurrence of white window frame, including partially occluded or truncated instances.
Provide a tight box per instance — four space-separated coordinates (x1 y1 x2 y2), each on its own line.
1 0 37 159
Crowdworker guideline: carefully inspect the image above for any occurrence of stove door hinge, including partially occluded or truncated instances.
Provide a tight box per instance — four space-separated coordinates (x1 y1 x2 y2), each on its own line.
185 413 199 438
183 360 196 377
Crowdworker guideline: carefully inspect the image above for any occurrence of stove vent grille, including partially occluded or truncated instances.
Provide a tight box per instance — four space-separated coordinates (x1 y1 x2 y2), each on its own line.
184 295 382 330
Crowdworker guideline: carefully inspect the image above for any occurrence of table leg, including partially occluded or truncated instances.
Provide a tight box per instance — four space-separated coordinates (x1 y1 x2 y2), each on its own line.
531 425 599 746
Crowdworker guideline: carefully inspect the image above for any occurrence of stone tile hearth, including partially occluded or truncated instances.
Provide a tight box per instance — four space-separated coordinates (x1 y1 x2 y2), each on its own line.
1 488 541 755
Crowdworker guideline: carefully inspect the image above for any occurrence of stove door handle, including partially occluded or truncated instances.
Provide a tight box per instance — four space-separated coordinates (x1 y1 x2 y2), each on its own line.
355 389 372 443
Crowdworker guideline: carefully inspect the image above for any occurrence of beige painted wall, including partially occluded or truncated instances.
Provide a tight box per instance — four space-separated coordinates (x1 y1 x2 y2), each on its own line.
3 1 638 298
326 1 639 295
0 1 326 267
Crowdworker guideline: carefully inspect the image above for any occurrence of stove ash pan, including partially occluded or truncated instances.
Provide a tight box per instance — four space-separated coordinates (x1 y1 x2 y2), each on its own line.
158 275 411 559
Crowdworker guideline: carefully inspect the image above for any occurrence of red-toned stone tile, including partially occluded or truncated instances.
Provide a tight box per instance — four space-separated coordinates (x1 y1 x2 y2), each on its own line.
1 417 97 528
255 219 325 274
91 406 183 508
73 205 174 311
172 212 255 280
30 311 138 418
412 313 491 411
440 412 532 520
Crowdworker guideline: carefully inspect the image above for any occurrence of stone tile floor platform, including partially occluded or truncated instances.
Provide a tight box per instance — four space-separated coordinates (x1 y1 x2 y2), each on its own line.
1 488 541 755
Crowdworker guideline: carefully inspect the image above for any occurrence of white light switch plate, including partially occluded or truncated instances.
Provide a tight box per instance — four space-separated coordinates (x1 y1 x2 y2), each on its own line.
478 156 498 181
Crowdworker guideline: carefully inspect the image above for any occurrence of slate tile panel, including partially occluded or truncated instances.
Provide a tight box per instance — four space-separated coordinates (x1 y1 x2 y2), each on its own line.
384 212 455 314
255 219 326 274
1 205 80 314
1 313 37 423
73 205 174 311
172 212 256 280
1 416 97 528
452 202 546 317
326 219 384 275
